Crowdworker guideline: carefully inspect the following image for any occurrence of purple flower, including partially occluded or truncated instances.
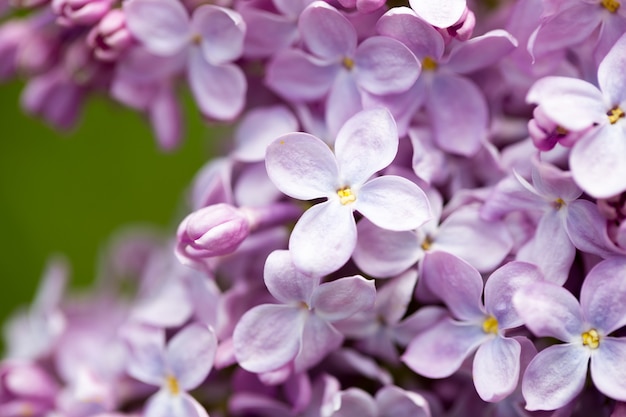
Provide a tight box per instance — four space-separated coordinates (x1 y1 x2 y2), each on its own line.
403 252 543 402
265 108 431 275
124 0 246 120
233 249 376 378
513 256 626 410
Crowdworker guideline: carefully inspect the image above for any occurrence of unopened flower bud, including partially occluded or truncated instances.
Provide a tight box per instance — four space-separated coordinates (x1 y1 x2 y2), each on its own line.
87 9 133 62
52 0 112 26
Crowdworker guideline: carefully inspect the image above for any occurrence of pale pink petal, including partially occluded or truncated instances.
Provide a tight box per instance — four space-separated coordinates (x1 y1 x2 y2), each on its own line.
166 324 217 391
264 250 320 304
144 391 208 417
294 314 343 372
233 304 305 373
325 70 363 138
598 33 626 106
427 73 487 157
335 108 398 186
187 49 246 120
124 0 190 56
513 282 583 342
355 175 431 231
530 160 581 202
299 1 356 61
376 269 418 324
484 261 543 330
376 7 444 59
565 200 621 259
376 385 431 417
522 344 589 411
402 318 488 378
333 388 377 417
421 251 484 321
312 275 376 322
580 258 626 334
239 5 297 58
473 337 521 402
570 124 626 198
591 337 626 402
191 5 245 65
265 132 339 200
446 29 517 74
354 36 420 95
408 0 466 28
289 201 356 276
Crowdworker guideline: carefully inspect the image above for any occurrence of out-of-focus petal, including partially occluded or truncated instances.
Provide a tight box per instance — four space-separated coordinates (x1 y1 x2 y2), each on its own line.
473 337 521 402
522 344 589 411
354 36 420 96
598 33 626 106
421 251 484 321
408 0 466 28
187 50 246 120
312 275 375 322
376 385 431 417
191 5 245 65
513 282 583 341
446 29 517 74
166 324 217 391
233 304 305 373
402 318 488 378
299 1 356 61
265 132 339 200
124 0 190 56
355 175 431 231
289 201 356 276
144 391 209 417
332 388 377 417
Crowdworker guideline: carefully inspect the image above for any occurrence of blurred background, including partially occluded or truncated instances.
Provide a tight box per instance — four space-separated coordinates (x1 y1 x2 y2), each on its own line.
0 80 222 348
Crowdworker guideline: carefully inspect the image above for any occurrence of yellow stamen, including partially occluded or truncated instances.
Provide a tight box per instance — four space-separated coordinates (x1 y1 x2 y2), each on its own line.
602 0 620 13
422 56 438 71
191 34 202 45
607 106 625 124
553 198 566 210
555 126 568 136
337 187 356 205
482 316 499 335
582 328 600 349
421 235 433 251
342 57 355 70
166 375 180 395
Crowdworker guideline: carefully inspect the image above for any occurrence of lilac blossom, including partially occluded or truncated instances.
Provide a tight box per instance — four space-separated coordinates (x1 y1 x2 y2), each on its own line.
527 32 626 198
126 323 217 417
233 249 376 378
513 256 626 410
265 1 420 135
330 385 431 417
124 0 246 120
403 252 543 402
265 108 431 276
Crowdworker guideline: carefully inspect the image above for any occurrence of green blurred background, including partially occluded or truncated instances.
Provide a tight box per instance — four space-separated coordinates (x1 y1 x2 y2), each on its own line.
0 80 221 344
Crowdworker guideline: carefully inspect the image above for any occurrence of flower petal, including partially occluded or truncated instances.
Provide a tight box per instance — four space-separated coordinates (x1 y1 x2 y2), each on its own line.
522 344 589 411
446 29 517 74
144 391 209 417
408 0 466 28
312 275 376 322
299 1 356 61
334 108 398 186
473 337 521 402
355 175 431 231
166 324 217 391
580 257 626 334
264 250 320 304
191 5 245 65
376 385 431 417
598 33 626 106
233 304 305 373
294 314 343 372
265 132 339 200
289 201 356 276
591 337 626 402
333 388 377 417
376 7 444 59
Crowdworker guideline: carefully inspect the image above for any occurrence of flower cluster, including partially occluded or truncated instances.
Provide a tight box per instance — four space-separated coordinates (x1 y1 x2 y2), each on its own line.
4 0 626 416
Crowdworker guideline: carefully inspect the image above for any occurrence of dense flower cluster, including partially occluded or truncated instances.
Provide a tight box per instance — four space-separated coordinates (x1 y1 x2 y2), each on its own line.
3 0 626 416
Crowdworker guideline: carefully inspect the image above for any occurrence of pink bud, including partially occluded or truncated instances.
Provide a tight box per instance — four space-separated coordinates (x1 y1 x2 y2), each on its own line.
87 9 133 62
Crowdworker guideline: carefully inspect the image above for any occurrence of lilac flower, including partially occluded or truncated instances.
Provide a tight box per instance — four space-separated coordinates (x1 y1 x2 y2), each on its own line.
233 249 376 378
126 323 217 417
0 361 59 417
265 1 420 135
124 0 246 120
403 252 543 402
265 108 431 275
527 32 626 198
86 9 133 62
330 385 431 417
513 256 626 411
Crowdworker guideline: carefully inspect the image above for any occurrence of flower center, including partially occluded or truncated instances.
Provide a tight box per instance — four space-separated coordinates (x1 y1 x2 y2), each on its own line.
607 106 625 124
166 374 180 395
342 57 355 71
337 186 356 205
482 316 499 334
421 235 433 250
192 34 202 45
422 56 438 71
602 0 620 12
582 328 600 349
553 198 566 210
